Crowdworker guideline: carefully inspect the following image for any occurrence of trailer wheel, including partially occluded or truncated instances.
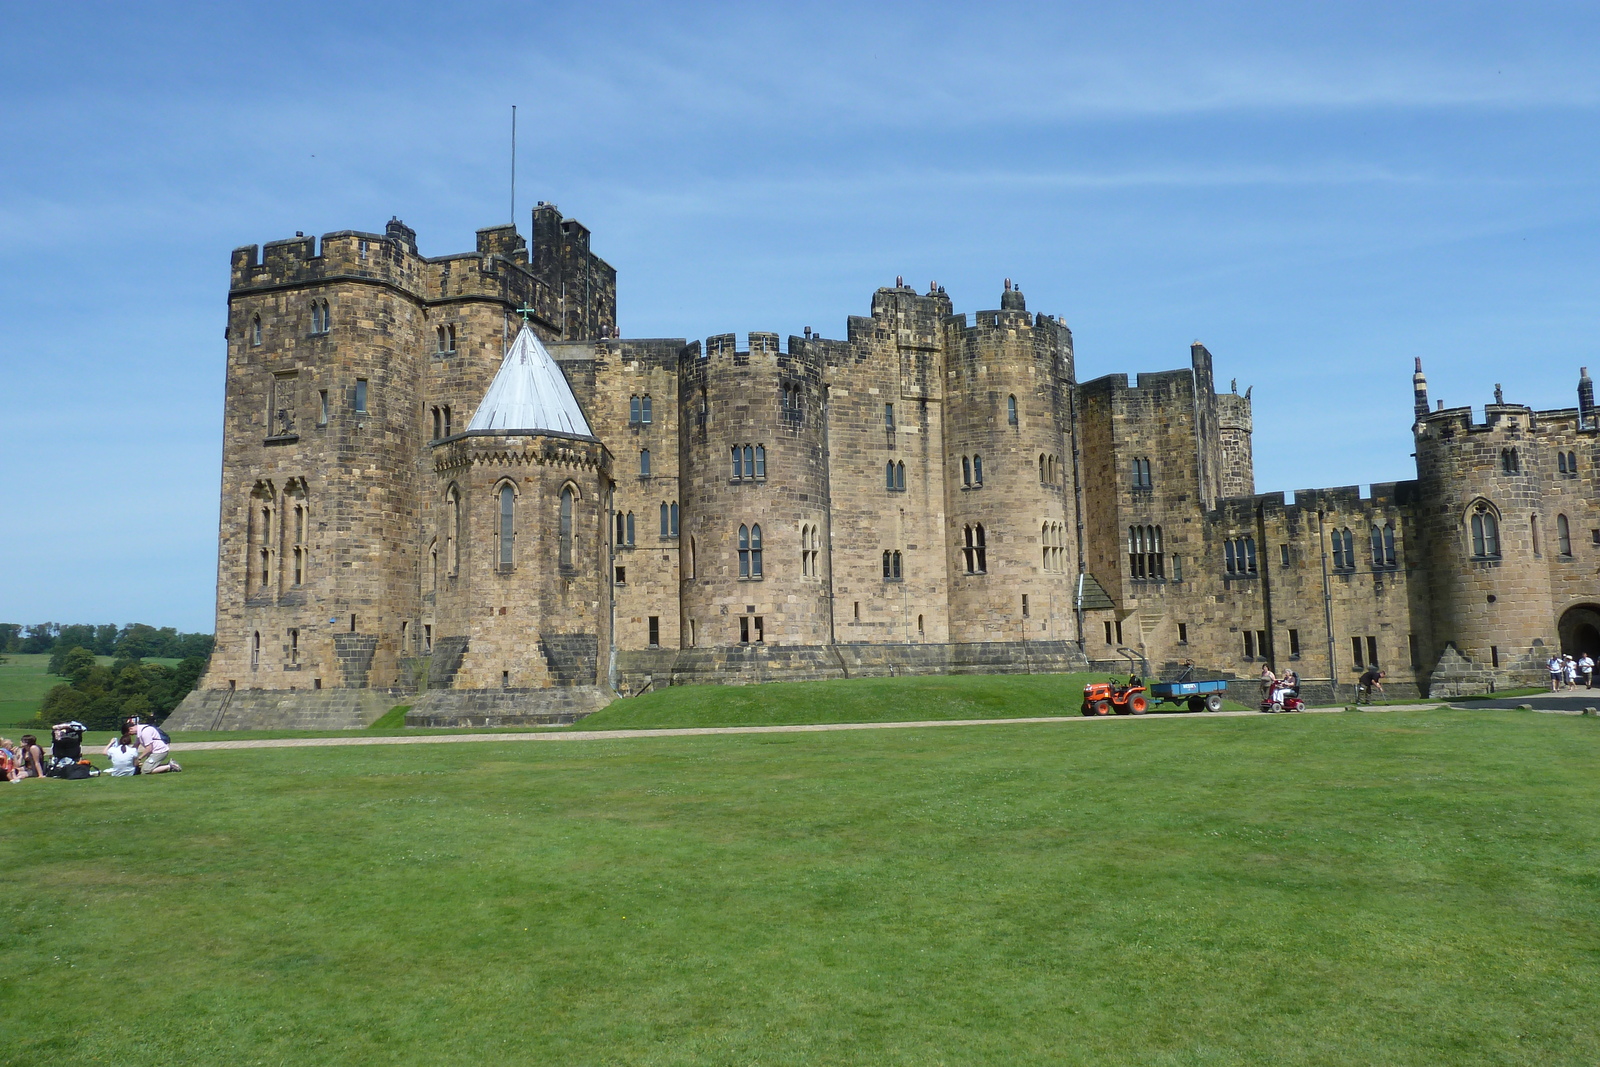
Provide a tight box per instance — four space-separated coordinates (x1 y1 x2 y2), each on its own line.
1093 699 1112 716
1188 697 1205 712
1205 694 1224 712
1129 696 1148 714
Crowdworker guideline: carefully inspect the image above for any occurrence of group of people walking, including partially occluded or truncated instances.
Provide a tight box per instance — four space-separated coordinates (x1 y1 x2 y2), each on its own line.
1549 653 1595 692
0 717 179 781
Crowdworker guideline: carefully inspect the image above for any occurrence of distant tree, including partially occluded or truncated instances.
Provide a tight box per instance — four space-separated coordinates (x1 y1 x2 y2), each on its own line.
93 624 119 656
57 647 97 686
39 684 89 721
0 624 21 653
20 624 58 654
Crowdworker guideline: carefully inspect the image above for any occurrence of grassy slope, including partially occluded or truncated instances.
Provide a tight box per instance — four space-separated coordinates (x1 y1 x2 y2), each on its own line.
0 654 184 727
3 708 1599 1065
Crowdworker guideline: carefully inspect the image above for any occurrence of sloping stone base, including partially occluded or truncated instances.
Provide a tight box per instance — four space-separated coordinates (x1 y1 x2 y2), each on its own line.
405 686 612 728
167 688 407 731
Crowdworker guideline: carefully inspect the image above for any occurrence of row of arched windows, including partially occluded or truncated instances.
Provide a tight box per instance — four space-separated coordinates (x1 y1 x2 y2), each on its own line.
1558 450 1579 474
781 382 804 416
1370 524 1397 569
731 444 766 481
1128 525 1163 579
659 502 680 538
1042 522 1066 572
961 454 984 488
246 479 310 596
435 324 457 354
309 300 332 336
1039 454 1060 485
800 523 821 576
885 461 906 491
429 405 453 440
1131 458 1152 489
1224 536 1257 575
1330 527 1356 570
1501 448 1521 474
629 395 653 425
615 511 636 547
430 482 579 581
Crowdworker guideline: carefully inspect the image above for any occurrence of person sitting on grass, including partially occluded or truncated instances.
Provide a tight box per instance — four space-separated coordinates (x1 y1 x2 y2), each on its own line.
0 739 16 783
104 733 141 777
126 717 181 775
1357 668 1385 704
14 736 44 780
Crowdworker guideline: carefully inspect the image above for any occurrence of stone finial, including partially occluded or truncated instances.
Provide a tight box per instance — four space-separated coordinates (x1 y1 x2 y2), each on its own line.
895 275 903 287
1004 278 1011 291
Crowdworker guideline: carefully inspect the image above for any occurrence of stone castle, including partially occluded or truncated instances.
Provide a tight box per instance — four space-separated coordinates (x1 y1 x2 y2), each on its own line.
170 205 1600 729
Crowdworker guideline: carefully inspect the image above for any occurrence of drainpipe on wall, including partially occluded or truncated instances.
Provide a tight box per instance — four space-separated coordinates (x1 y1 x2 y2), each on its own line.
607 483 618 694
821 381 838 647
1317 507 1337 700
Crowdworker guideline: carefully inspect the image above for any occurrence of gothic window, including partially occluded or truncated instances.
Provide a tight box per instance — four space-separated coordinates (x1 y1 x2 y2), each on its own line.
1039 455 1046 483
884 403 895 431
248 482 274 595
626 512 635 546
497 484 515 570
559 486 574 569
670 502 679 537
781 383 803 417
800 523 820 577
640 449 650 477
962 456 972 487
963 524 987 574
251 315 262 346
630 396 642 425
1558 513 1573 557
1008 395 1018 426
615 511 625 545
641 395 652 424
1128 525 1164 579
886 461 895 489
435 324 457 354
1132 458 1153 488
251 631 261 670
738 524 763 578
1501 448 1520 473
1338 528 1354 570
1383 522 1396 567
731 445 743 480
310 300 331 336
660 503 670 538
744 445 755 479
446 485 461 575
285 483 308 586
881 549 902 580
886 461 905 491
1470 502 1501 558
1370 525 1385 568
1225 536 1257 575
442 406 451 437
754 446 766 479
972 454 983 485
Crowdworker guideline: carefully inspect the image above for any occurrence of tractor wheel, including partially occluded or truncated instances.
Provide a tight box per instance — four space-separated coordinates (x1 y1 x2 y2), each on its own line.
1204 694 1224 712
1187 697 1205 713
1129 695 1149 714
1093 699 1112 716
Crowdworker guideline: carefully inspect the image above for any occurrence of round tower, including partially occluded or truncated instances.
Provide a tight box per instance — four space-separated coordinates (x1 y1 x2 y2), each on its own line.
678 332 831 648
942 283 1079 644
1414 393 1555 688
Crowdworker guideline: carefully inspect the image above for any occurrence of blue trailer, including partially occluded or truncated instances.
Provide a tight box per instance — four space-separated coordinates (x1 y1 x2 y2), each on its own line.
1147 679 1229 712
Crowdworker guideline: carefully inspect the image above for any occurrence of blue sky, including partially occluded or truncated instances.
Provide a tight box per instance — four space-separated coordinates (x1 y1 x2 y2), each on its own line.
2 1 1597 632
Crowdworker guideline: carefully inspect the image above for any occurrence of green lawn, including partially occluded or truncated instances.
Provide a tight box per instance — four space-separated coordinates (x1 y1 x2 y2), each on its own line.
4 708 1599 1064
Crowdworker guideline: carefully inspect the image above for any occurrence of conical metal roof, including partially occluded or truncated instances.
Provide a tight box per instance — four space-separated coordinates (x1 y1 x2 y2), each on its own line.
466 325 592 436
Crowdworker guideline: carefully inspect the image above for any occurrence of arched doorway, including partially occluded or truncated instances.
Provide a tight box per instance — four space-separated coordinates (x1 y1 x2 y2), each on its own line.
1559 605 1600 657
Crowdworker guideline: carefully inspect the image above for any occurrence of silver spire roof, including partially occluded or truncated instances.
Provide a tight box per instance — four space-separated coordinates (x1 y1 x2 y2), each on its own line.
466 325 592 437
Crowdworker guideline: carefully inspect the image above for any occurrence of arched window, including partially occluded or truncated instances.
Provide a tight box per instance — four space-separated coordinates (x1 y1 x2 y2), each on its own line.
1383 523 1396 567
1043 523 1051 571
750 523 763 576
731 445 743 480
893 550 902 579
1370 525 1384 567
431 407 442 440
754 446 766 479
1039 455 1046 483
251 631 261 670
626 512 635 546
1559 451 1569 474
743 445 755 479
670 502 679 537
739 524 751 578
429 539 438 592
894 461 905 491
630 396 641 425
1501 448 1520 474
661 503 671 537
1470 502 1501 558
963 524 987 574
1340 528 1354 569
285 483 309 586
1007 395 1018 426
886 461 896 489
249 482 274 596
962 456 972 487
882 550 892 578
640 449 651 477
1332 527 1354 570
498 484 515 569
641 395 652 425
559 487 574 568
1558 513 1573 557
972 454 983 485
446 486 461 575
251 315 262 346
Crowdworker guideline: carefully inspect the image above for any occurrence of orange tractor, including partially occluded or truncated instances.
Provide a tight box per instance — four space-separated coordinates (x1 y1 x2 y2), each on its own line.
1080 648 1150 715
1080 676 1148 715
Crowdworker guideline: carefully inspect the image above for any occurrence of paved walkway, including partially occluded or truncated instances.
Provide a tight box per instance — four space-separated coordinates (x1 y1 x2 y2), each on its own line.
170 703 1442 752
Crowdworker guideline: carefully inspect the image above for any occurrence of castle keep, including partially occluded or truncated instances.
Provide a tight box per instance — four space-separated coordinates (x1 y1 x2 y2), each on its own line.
171 207 1600 728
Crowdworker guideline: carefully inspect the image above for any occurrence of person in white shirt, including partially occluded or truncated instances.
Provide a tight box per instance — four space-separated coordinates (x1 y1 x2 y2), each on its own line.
1580 653 1595 689
125 717 181 774
104 733 141 777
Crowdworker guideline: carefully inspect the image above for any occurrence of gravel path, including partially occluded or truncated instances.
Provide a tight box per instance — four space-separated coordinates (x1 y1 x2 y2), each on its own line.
170 703 1441 752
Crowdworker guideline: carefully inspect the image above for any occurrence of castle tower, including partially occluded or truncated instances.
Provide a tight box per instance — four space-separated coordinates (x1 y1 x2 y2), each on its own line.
204 223 429 698
423 326 613 704
678 331 831 649
941 284 1080 643
1414 388 1556 690
1216 384 1255 499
